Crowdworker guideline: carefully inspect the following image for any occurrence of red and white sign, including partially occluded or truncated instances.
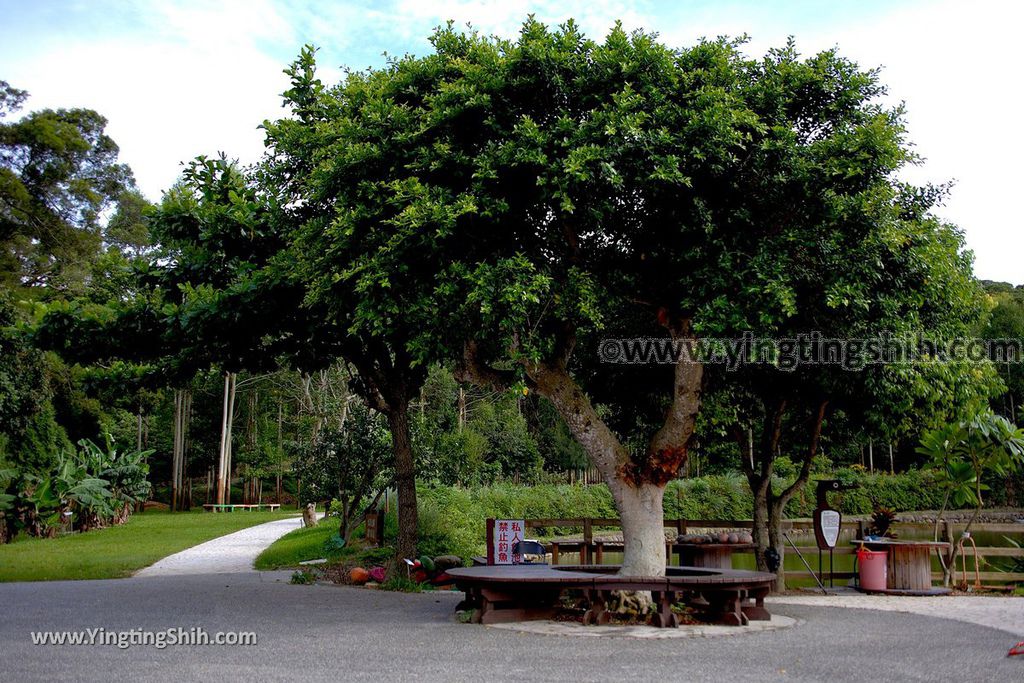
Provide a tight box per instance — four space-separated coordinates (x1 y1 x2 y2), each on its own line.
489 519 524 565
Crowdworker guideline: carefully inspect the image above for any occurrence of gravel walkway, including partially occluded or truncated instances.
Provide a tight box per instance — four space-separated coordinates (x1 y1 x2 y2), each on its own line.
134 515 310 577
770 592 1024 637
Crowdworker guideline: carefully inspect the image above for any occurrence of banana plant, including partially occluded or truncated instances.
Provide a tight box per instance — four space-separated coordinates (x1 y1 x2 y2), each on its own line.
70 436 151 528
23 472 65 536
89 435 153 523
4 434 152 540
0 467 18 544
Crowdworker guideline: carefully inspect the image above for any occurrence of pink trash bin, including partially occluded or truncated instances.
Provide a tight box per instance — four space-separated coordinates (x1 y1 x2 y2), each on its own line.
857 547 888 591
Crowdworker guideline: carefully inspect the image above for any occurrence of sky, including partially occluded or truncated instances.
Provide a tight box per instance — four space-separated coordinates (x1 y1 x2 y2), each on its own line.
1 0 1021 283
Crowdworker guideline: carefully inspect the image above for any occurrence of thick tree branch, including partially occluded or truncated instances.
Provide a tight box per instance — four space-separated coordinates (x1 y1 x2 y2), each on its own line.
759 398 787 481
524 361 628 479
640 334 703 484
778 399 829 504
733 422 756 482
454 339 518 391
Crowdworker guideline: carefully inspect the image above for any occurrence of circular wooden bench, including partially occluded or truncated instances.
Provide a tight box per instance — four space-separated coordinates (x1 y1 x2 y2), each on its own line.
447 564 776 627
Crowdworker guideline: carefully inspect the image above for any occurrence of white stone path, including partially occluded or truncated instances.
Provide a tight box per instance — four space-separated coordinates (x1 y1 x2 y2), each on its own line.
769 593 1024 637
134 515 310 577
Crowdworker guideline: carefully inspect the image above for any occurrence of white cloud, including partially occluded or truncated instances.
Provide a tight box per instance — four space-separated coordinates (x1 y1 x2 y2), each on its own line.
824 0 1024 284
3 0 297 201
661 0 1024 283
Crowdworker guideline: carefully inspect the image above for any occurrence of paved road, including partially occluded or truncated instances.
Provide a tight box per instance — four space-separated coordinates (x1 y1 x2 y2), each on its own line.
771 592 1024 637
1 573 1020 682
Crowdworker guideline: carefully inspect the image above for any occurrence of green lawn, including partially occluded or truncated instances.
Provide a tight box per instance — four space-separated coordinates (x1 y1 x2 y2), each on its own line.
254 516 340 570
0 509 296 582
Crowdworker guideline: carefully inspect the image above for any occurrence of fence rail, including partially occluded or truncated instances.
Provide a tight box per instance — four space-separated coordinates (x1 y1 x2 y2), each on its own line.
517 517 1024 588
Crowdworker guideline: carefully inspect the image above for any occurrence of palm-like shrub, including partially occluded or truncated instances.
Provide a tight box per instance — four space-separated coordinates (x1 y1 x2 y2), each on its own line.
81 436 152 524
0 435 152 541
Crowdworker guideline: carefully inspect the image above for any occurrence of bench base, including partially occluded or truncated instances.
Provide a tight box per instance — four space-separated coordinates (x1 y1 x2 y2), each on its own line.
450 565 775 628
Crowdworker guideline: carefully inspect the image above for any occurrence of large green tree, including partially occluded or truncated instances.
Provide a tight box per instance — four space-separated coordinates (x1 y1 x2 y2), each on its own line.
262 20 1001 577
261 46 482 563
0 81 135 296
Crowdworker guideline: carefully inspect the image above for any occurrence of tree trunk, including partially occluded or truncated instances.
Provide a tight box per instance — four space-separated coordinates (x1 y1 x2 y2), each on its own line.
217 374 231 505
459 328 701 578
136 409 143 452
458 387 466 431
744 399 827 589
387 404 418 565
751 481 771 572
527 363 675 576
767 499 787 589
182 390 192 510
224 373 237 504
276 400 284 504
610 482 667 575
171 389 182 511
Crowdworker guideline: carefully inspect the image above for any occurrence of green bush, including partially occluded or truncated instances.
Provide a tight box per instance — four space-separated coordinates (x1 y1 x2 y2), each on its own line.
414 468 963 561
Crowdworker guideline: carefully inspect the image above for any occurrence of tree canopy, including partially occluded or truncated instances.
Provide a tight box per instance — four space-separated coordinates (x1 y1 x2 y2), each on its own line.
259 20 1002 575
1 81 136 296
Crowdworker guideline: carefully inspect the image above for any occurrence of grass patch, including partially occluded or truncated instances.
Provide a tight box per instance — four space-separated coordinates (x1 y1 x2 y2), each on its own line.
254 516 341 570
0 509 294 582
380 576 430 592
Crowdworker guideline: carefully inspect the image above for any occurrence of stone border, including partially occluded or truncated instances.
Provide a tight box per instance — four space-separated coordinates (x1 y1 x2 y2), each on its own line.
486 614 799 639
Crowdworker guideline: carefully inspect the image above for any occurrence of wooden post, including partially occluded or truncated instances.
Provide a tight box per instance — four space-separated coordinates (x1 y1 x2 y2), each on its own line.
942 519 954 570
485 518 495 565
583 519 593 564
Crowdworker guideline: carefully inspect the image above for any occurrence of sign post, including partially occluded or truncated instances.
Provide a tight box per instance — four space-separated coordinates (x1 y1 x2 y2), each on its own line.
486 518 525 565
812 480 858 587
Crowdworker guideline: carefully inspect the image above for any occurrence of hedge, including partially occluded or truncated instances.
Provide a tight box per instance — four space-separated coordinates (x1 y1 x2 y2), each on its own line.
411 468 967 559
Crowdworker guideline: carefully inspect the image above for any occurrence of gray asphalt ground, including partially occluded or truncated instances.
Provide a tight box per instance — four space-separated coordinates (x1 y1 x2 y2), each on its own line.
1 572 1021 682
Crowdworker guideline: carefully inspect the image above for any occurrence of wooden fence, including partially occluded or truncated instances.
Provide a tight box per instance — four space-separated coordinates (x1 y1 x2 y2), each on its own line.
519 518 1024 587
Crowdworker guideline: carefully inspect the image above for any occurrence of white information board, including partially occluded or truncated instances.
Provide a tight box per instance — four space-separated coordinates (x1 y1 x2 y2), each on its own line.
819 509 841 548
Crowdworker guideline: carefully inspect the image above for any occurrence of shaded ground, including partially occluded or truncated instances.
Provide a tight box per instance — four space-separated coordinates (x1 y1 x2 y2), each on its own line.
0 572 1019 682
